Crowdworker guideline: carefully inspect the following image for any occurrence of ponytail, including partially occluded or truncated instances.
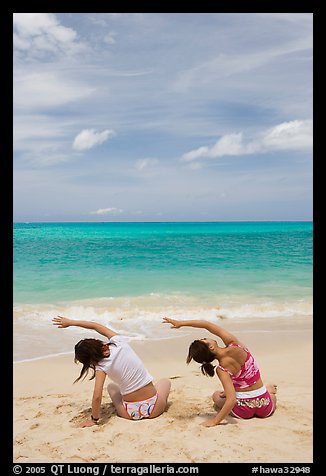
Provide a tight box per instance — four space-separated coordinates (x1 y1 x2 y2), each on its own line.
200 362 216 377
187 340 216 378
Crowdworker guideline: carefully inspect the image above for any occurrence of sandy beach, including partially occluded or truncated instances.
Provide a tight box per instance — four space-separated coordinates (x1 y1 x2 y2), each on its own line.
13 316 313 464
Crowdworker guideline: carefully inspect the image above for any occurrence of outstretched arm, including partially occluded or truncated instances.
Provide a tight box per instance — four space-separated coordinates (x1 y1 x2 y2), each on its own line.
162 317 239 346
52 316 118 339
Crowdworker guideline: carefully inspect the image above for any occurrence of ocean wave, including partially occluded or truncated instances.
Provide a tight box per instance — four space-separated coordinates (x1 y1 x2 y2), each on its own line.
13 293 312 361
13 293 313 323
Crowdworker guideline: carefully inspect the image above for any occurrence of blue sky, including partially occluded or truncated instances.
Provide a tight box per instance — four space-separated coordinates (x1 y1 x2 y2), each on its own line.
13 13 313 222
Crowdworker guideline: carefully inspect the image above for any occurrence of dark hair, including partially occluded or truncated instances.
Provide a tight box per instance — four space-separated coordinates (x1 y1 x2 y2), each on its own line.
186 340 216 377
73 338 115 383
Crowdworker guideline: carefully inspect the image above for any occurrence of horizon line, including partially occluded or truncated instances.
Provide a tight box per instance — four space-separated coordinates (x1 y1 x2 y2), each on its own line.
13 219 313 224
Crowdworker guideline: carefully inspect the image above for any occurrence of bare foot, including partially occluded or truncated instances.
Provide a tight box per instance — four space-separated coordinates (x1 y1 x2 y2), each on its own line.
267 384 278 411
267 384 278 395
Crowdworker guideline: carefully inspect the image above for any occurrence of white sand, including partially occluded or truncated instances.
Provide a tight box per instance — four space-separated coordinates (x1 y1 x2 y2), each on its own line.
13 316 313 463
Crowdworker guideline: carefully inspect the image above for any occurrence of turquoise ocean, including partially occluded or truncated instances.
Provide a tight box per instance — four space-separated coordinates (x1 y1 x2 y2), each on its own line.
13 222 313 361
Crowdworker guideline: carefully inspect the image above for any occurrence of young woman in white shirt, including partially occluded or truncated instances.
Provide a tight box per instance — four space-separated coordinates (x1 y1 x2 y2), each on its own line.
52 316 171 427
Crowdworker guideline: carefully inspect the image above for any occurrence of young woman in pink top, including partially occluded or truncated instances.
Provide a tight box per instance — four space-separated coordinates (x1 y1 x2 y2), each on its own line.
163 317 277 427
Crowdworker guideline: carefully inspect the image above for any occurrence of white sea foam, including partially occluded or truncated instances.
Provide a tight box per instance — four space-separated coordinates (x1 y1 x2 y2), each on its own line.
13 293 312 361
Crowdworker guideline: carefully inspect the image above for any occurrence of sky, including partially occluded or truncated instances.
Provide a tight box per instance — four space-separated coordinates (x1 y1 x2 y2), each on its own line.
13 13 313 222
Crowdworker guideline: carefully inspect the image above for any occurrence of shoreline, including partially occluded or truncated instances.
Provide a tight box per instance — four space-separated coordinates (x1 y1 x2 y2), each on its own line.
13 314 312 363
14 315 313 463
13 301 312 362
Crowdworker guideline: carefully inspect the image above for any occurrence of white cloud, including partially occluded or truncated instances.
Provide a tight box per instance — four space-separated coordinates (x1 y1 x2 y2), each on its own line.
13 113 79 165
14 70 94 110
90 207 123 215
173 19 312 94
13 13 80 57
261 120 312 151
73 129 116 151
135 158 159 170
104 32 117 45
181 120 312 162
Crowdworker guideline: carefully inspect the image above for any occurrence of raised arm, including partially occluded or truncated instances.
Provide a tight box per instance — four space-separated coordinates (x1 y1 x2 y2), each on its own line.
162 317 239 346
52 316 118 339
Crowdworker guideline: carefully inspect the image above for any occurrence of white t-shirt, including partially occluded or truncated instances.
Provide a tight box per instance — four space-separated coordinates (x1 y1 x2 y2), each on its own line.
95 335 153 396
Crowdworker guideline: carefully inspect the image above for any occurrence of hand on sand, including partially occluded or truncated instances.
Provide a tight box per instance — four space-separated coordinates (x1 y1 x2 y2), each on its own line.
201 419 218 428
78 419 97 428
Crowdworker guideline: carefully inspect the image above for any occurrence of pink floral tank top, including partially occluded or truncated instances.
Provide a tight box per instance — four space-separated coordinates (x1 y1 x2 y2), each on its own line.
217 343 260 389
